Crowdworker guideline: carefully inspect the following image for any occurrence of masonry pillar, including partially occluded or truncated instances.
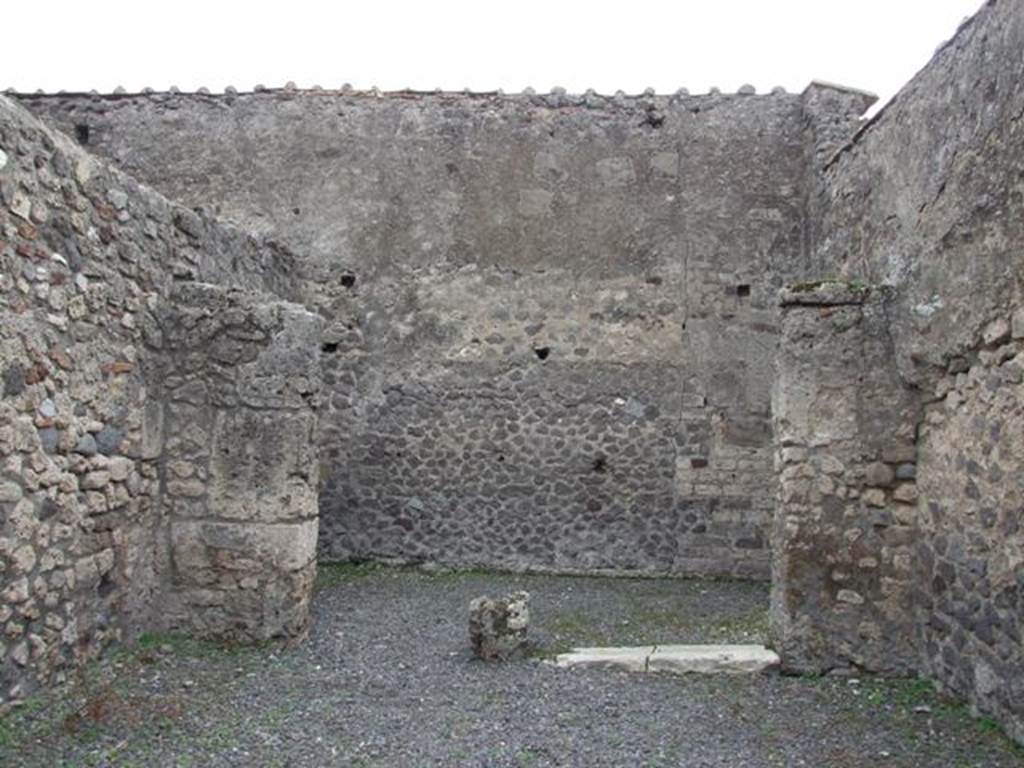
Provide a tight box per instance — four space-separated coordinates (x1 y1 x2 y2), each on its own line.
771 282 920 674
146 283 322 640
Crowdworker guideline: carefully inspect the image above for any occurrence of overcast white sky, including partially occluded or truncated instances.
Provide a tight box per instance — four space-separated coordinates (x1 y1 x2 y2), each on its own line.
7 0 984 111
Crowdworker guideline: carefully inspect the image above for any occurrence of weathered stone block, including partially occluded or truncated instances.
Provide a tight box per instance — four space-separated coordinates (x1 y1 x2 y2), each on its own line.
555 646 653 672
80 471 110 490
170 519 318 579
865 462 895 488
647 644 780 675
772 288 919 677
207 409 318 524
468 591 530 661
892 484 918 504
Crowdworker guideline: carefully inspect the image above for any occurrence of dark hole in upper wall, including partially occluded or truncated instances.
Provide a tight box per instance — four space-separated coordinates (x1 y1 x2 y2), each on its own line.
592 456 608 474
340 272 356 289
321 342 339 354
737 284 751 297
74 124 90 145
534 346 551 361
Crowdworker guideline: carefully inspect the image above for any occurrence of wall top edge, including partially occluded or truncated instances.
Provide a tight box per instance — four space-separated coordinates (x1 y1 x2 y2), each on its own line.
6 83 829 107
803 80 879 108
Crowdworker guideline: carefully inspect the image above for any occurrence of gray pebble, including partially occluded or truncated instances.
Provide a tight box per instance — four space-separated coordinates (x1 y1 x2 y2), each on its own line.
74 433 98 456
96 426 123 455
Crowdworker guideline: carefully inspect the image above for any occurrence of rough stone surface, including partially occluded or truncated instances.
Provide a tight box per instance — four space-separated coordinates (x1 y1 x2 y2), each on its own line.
18 88 875 579
802 0 1024 743
147 283 322 641
0 0 1021 746
468 590 530 661
771 286 921 676
554 646 653 673
647 644 780 674
0 95 313 709
813 1 1023 387
917 341 1024 745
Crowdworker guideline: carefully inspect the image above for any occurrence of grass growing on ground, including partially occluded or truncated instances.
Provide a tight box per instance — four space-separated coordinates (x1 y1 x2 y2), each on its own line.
315 560 507 591
133 632 269 659
0 694 46 748
0 666 180 759
0 631 275 761
860 677 1024 757
3 567 1022 767
797 674 1024 766
315 560 384 590
626 605 771 642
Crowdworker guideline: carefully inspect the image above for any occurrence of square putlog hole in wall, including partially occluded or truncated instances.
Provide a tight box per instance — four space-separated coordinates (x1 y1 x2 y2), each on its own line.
737 284 751 298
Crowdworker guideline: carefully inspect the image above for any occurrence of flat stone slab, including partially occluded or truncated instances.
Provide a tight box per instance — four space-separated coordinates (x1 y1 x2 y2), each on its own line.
553 644 779 675
554 646 654 673
648 644 780 675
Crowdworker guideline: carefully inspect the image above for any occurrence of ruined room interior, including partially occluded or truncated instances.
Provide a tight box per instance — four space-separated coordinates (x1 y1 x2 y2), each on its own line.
0 0 1021 760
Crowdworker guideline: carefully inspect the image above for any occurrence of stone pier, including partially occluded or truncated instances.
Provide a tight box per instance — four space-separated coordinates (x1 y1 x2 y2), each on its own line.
146 283 322 640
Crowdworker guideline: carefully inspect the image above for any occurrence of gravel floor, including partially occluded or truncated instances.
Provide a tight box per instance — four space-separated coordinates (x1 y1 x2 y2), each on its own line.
2 566 1022 767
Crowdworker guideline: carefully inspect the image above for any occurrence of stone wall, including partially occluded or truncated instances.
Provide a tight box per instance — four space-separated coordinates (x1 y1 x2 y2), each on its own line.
804 0 1024 741
917 314 1024 743
0 94 313 709
814 0 1024 382
19 87 871 577
771 282 920 675
3 0 1023 745
146 283 321 640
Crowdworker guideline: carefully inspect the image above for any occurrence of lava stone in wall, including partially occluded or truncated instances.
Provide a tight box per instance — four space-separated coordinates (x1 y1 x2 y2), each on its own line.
917 315 1024 744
